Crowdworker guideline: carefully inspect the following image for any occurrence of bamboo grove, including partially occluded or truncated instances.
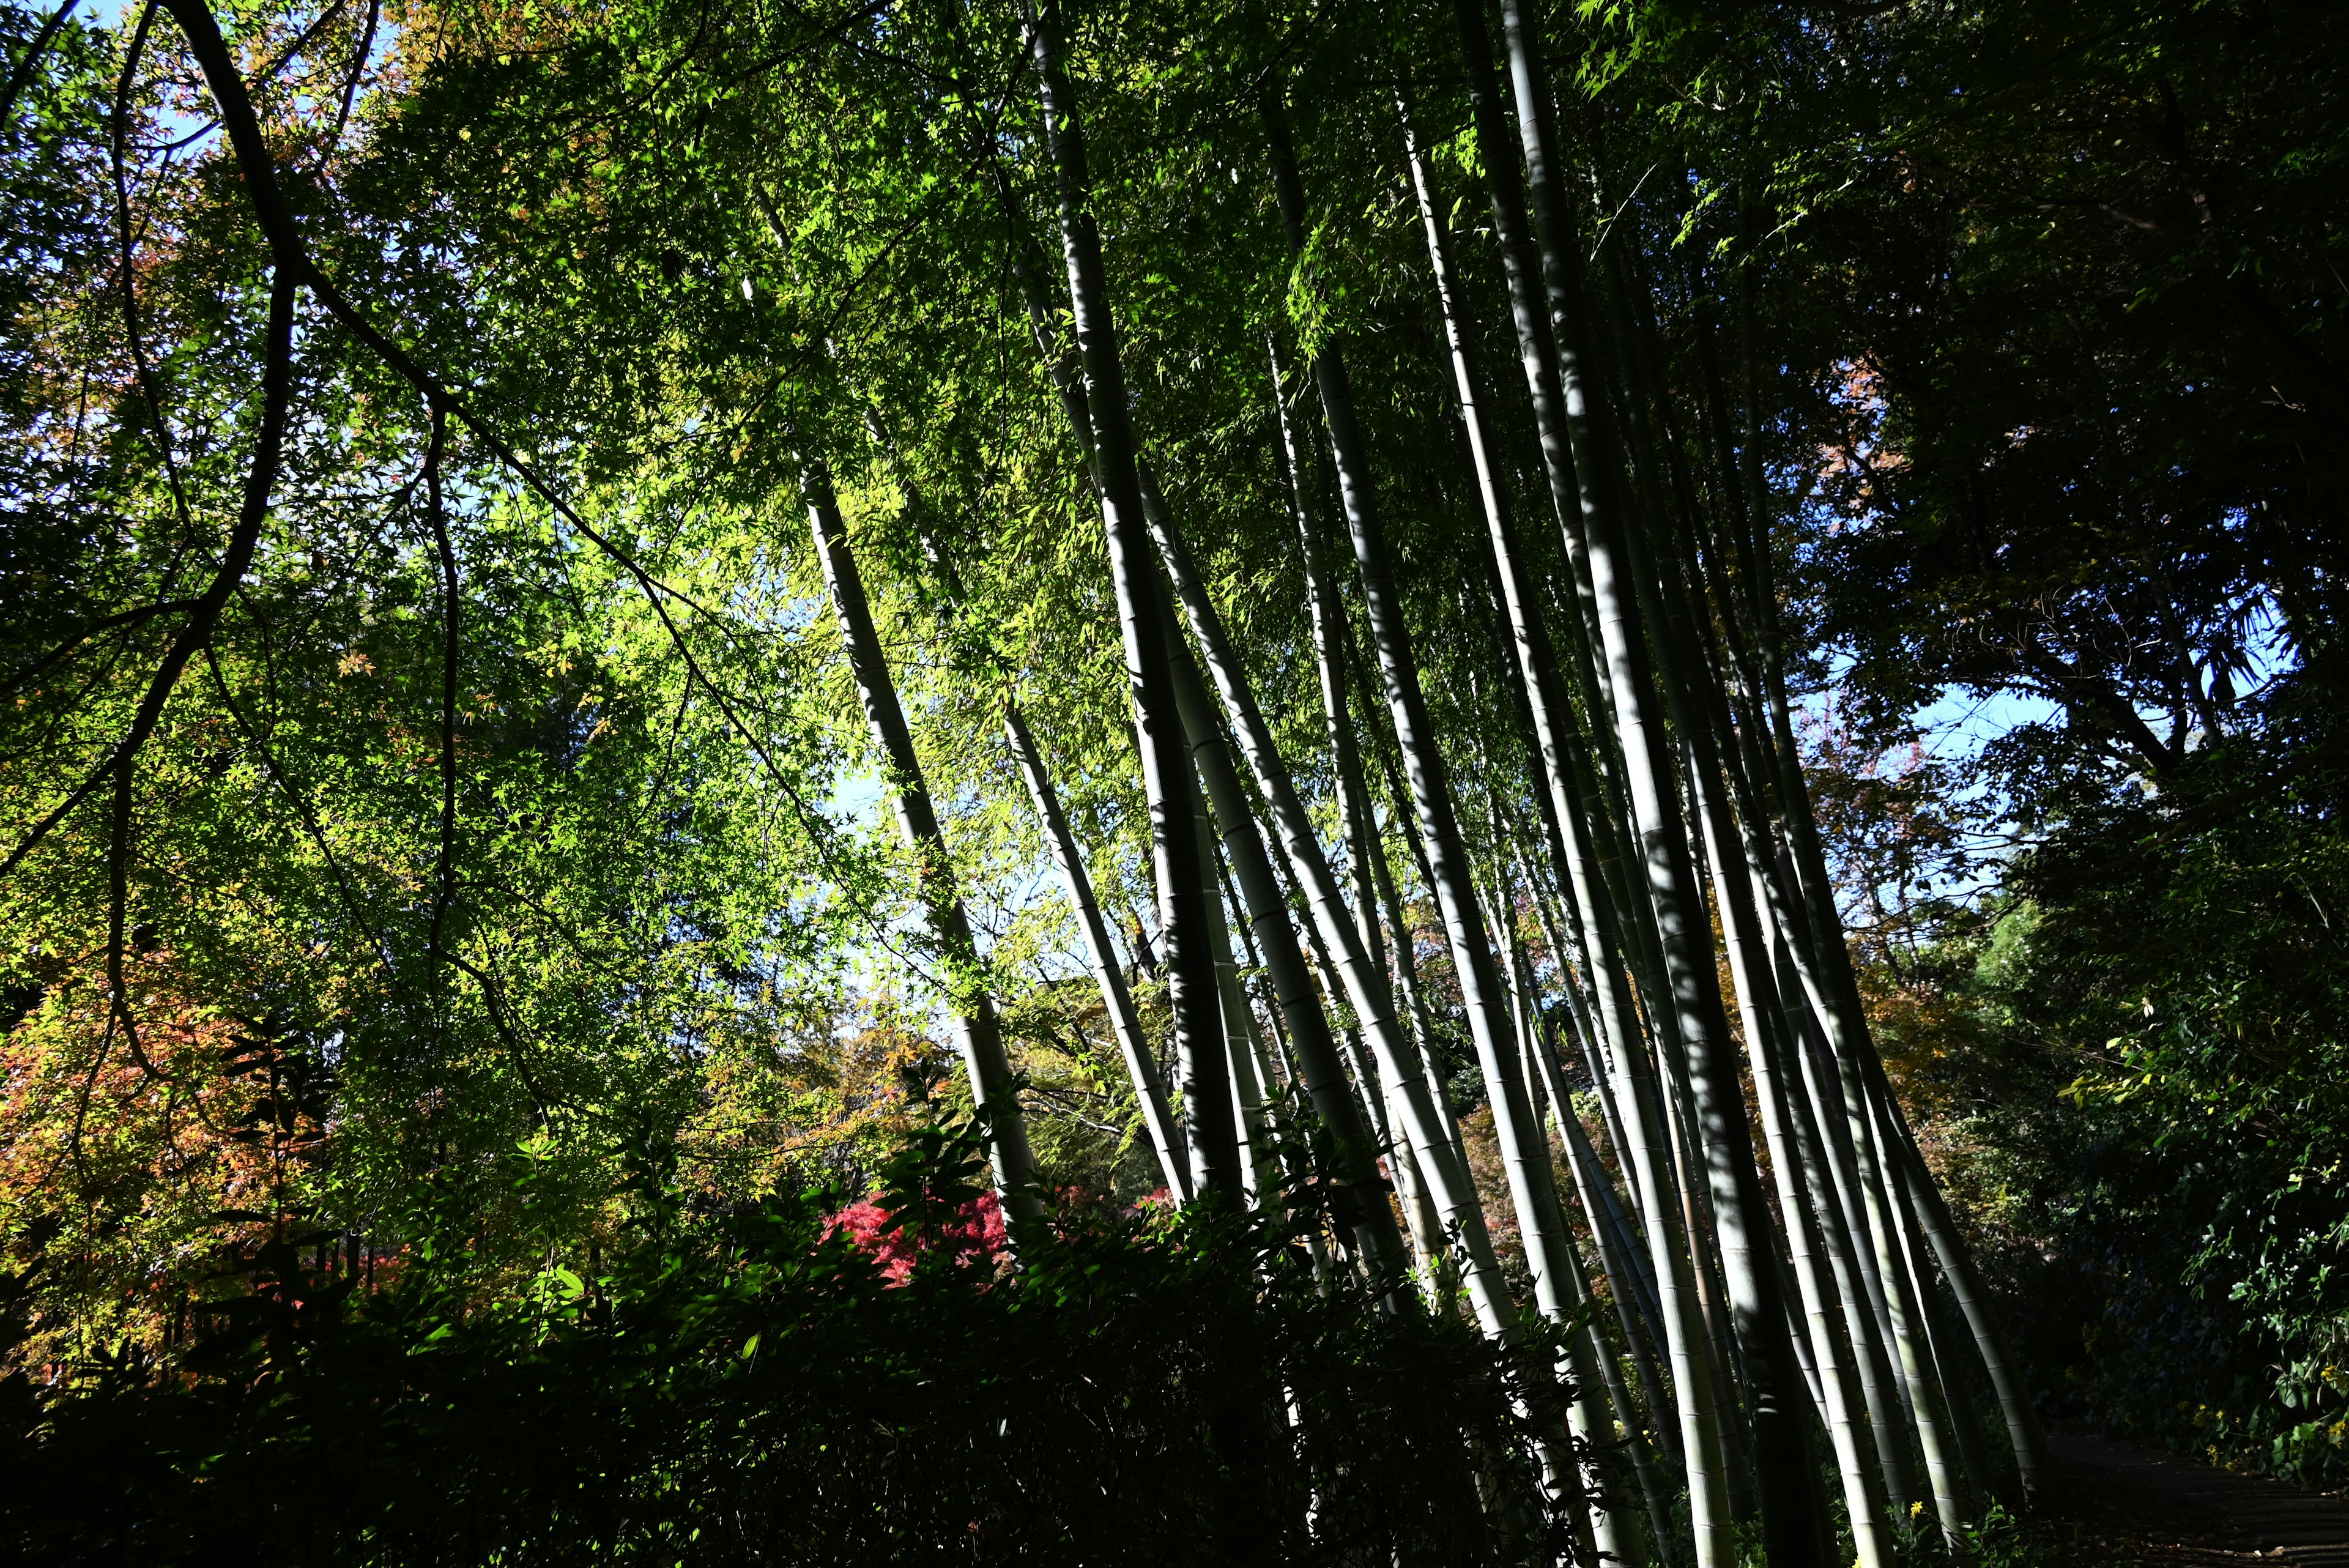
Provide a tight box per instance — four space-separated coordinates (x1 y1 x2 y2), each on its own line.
0 0 2076 1559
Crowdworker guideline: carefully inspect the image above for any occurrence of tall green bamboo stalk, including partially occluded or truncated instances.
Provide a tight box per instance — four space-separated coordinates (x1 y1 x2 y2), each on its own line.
801 458 1042 1233
1003 702 1190 1202
1265 80 1620 1551
1023 0 1236 1199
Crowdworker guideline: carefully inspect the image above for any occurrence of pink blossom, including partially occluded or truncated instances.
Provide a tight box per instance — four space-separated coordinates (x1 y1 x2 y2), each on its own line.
825 1190 1004 1285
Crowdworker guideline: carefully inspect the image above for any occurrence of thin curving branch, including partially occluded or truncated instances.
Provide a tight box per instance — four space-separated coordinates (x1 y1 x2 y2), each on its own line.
0 598 195 704
0 752 116 879
325 0 376 152
7 52 307 1042
99 260 299 1085
111 0 194 531
200 643 396 975
443 949 552 1127
0 0 79 134
425 409 458 981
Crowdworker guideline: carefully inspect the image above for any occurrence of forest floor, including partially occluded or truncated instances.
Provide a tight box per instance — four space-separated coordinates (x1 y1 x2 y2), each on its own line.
2034 1433 2349 1567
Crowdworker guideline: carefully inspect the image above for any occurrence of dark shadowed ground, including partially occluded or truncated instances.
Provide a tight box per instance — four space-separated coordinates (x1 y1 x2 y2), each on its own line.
2038 1435 2349 1567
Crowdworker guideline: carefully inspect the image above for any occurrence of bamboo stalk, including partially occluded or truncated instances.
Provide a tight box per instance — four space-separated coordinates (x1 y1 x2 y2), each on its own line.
1399 88 1723 1551
1004 702 1190 1202
802 460 1042 1232
1024 0 1234 1197
1691 744 1896 1568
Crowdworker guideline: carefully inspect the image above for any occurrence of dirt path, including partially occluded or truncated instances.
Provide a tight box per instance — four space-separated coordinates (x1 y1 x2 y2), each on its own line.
2039 1433 2349 1566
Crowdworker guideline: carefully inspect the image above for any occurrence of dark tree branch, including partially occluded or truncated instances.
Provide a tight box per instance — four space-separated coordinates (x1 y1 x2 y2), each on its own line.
425 409 458 982
163 0 926 973
0 0 77 133
100 262 298 1084
256 0 345 84
0 598 195 704
111 0 194 531
443 949 552 1126
0 751 119 879
325 0 375 151
2013 638 2178 776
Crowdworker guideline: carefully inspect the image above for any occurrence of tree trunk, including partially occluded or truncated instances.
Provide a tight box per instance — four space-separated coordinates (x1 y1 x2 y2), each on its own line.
1405 91 1739 1527
1554 1022 1679 1465
1735 247 2050 1496
1197 790 1277 1203
1145 369 1510 1320
1777 930 1923 1511
1880 1093 1997 1512
1497 856 1664 1568
1362 748 1474 1189
1485 810 1652 1566
1001 181 1410 1265
1471 5 1836 1548
1886 1090 2046 1501
1283 382 1392 997
1817 975 1971 1545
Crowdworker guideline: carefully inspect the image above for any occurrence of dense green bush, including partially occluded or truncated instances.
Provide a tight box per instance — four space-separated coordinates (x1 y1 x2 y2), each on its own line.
1902 672 2349 1484
0 1123 1562 1565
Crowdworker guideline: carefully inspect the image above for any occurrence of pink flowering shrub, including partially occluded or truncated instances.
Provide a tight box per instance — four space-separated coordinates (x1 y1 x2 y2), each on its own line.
826 1189 1005 1285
